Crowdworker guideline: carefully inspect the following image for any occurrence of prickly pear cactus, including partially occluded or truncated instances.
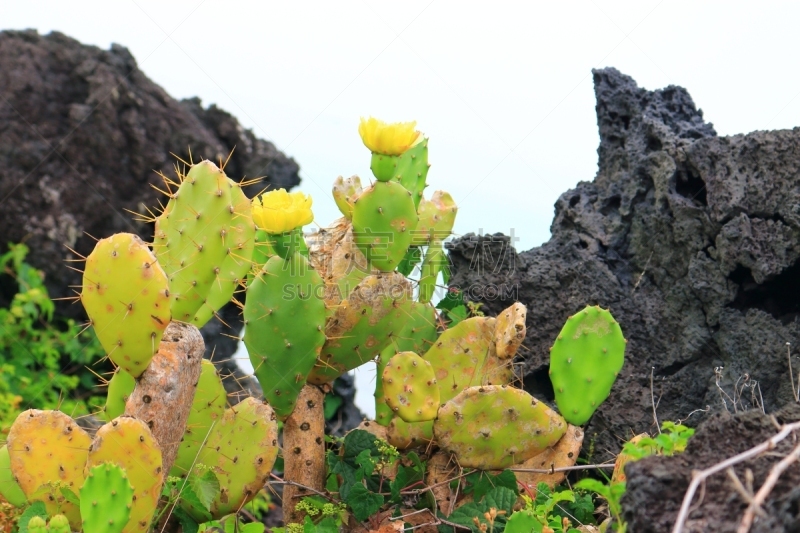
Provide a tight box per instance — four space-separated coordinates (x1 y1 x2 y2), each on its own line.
26 516 47 533
434 385 567 470
412 190 457 246
391 138 429 208
244 252 327 419
548 305 626 425
183 397 279 519
495 302 527 358
375 302 439 426
352 180 419 272
332 175 363 220
87 417 163 533
103 368 136 421
7 409 91 528
423 316 514 397
0 444 26 507
171 360 227 477
308 272 413 385
81 232 171 377
154 159 255 327
418 240 445 304
47 514 70 533
382 352 440 423
80 462 134 533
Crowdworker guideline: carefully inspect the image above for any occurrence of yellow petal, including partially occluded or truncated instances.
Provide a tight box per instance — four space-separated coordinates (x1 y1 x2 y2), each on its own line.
359 117 422 156
252 189 314 234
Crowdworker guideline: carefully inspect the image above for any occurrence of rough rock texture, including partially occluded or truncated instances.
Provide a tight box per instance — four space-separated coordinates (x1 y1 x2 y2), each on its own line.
447 67 800 516
0 29 300 381
623 403 800 532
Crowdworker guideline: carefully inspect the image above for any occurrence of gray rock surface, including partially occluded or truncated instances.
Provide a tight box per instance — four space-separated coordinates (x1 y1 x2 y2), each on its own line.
0 29 301 389
448 67 800 468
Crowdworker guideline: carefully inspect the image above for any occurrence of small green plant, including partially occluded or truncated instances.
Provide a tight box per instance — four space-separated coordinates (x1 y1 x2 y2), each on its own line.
0 243 105 432
505 482 595 533
575 421 696 532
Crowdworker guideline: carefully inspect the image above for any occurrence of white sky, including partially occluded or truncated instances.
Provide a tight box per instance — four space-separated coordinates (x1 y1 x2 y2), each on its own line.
5 1 800 416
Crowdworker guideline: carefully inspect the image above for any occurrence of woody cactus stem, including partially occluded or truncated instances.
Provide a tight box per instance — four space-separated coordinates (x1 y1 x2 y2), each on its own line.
282 385 326 526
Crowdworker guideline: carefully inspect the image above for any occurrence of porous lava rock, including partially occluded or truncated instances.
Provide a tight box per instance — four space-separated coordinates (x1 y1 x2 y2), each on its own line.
0 29 301 390
447 67 800 522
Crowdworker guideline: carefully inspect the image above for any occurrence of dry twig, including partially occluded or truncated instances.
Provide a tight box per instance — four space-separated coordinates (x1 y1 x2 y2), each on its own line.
737 441 800 533
672 420 800 533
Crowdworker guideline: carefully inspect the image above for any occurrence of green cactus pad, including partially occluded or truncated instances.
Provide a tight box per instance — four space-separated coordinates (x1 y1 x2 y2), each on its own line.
412 191 457 246
0 444 27 507
7 409 91 528
333 175 363 220
154 160 255 327
434 385 567 470
244 252 327 419
352 180 418 272
308 272 413 385
103 368 136 422
87 417 163 533
80 462 134 533
549 305 626 425
386 416 435 449
184 397 279 519
375 302 439 426
494 302 527 358
47 514 71 533
392 138 429 208
423 317 514 403
418 240 445 304
26 516 47 533
171 360 228 477
81 232 171 377
382 352 440 423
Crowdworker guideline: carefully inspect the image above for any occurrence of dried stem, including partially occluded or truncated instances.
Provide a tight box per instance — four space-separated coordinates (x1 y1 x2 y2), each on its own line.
672 420 800 533
737 441 800 533
652 367 661 434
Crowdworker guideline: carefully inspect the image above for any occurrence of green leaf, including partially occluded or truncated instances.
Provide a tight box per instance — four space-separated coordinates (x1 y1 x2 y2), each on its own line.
60 485 80 506
174 507 200 533
342 430 381 466
444 486 517 533
315 517 341 533
17 501 47 533
179 482 213 523
464 470 518 501
189 470 221 511
240 523 266 533
397 247 423 277
354 449 377 479
390 452 426 502
345 483 384 522
323 394 343 420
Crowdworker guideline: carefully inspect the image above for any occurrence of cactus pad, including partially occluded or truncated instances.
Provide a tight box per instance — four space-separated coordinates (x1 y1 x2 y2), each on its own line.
186 397 279 519
382 352 439 423
332 175 363 220
0 444 26 507
494 302 527 358
171 360 227 477
87 417 163 533
434 385 567 470
154 159 255 327
80 462 134 533
375 302 439 426
423 317 514 401
548 305 626 425
244 252 327 419
7 409 91 527
81 232 171 377
26 516 47 533
308 272 413 384
352 180 418 272
103 368 136 422
392 138 429 208
47 514 71 533
412 191 457 246
418 240 445 304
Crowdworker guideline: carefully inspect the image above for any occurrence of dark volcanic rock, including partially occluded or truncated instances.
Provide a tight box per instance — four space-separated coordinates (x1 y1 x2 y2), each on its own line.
448 68 800 525
623 403 800 532
0 29 300 383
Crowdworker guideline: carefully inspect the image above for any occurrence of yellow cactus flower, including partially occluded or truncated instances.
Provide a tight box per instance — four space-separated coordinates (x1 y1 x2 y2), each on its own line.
358 117 422 156
252 189 313 234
